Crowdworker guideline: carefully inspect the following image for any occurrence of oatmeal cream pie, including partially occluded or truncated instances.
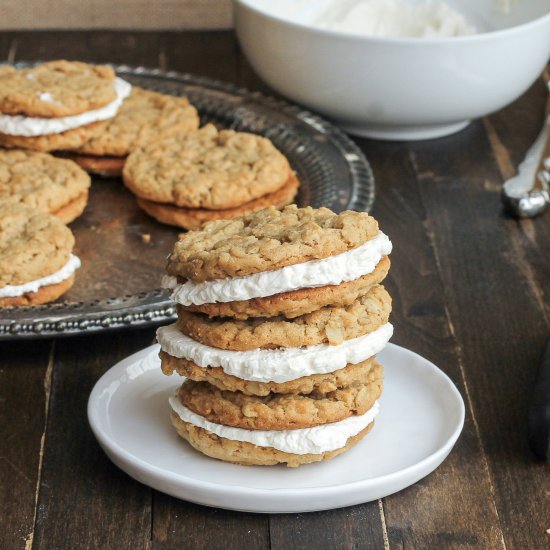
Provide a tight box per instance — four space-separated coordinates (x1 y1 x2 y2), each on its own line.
64 87 200 176
164 362 383 467
157 205 393 466
123 124 298 229
0 61 131 152
163 205 391 319
0 204 80 306
0 149 90 223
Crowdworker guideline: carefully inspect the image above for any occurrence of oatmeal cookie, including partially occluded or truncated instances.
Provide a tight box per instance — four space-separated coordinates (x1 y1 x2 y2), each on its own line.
176 366 382 430
0 61 116 117
176 285 391 350
0 149 90 223
171 414 374 467
136 172 299 230
0 120 108 152
0 204 77 305
183 255 390 320
61 153 126 177
166 205 379 282
160 352 379 397
0 275 75 307
74 87 199 157
123 124 291 210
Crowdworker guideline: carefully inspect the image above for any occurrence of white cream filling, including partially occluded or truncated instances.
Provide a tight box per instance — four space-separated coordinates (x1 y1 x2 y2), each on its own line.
0 78 132 136
164 232 392 306
157 322 393 383
170 395 379 455
0 254 80 297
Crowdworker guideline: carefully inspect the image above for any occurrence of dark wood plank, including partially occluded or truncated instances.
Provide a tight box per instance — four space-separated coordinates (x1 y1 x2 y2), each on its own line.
153 495 269 550
0 340 51 550
353 137 505 550
407 85 550 549
31 329 157 550
6 30 164 67
160 31 238 82
270 505 386 550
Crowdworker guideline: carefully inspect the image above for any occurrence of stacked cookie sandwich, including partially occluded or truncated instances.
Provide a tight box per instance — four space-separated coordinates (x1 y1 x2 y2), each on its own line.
123 124 299 230
0 61 131 152
157 205 393 467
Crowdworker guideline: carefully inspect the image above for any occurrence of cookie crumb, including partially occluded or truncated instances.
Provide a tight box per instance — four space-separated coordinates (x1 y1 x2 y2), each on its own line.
141 233 151 244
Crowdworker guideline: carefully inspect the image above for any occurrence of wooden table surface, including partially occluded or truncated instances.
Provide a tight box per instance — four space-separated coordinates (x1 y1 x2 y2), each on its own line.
1 31 549 550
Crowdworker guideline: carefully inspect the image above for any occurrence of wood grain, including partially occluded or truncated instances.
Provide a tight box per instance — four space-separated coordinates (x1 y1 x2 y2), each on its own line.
408 81 550 550
363 138 506 550
31 329 156 550
0 341 52 550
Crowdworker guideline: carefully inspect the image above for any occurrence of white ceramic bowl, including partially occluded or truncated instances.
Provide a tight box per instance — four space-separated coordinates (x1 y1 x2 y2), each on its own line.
234 0 550 140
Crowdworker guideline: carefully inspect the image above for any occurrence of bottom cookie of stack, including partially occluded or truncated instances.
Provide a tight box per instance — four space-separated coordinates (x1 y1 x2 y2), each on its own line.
168 370 382 467
157 321 392 467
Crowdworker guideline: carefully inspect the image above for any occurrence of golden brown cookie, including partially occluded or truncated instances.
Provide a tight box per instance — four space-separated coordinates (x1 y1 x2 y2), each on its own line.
61 153 126 177
0 61 116 117
0 120 108 152
161 352 379 397
0 204 77 306
0 149 90 223
176 364 382 430
183 255 390 320
74 87 199 157
171 414 374 467
123 124 291 210
166 205 380 282
0 275 75 307
175 285 391 351
0 204 75 287
137 172 299 230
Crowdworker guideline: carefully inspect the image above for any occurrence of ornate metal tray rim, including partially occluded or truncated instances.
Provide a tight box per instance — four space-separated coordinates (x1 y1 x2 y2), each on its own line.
0 64 375 340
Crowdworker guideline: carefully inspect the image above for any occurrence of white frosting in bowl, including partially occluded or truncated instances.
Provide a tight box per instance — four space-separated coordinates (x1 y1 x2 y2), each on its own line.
0 78 132 136
164 232 392 306
157 322 393 383
170 395 380 454
0 254 81 297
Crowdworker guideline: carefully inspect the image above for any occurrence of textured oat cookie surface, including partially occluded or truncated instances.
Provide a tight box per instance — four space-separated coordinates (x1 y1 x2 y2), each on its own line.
176 284 391 350
0 149 90 214
0 204 74 286
137 172 299 230
0 61 116 117
166 205 379 282
123 124 291 210
177 364 383 430
75 87 199 157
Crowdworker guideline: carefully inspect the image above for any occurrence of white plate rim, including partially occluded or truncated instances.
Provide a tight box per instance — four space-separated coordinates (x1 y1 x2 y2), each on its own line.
88 342 465 510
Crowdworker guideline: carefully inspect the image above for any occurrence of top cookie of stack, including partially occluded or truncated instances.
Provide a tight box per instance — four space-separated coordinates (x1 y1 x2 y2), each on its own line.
0 60 132 152
158 205 393 467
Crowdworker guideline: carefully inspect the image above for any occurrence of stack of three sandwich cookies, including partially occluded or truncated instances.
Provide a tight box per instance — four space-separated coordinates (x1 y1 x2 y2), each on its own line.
157 205 393 467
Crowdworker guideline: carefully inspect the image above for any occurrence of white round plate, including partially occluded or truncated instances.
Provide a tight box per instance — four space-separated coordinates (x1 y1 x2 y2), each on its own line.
88 342 465 513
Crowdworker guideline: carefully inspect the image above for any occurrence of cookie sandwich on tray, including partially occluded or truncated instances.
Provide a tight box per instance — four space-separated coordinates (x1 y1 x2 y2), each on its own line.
157 205 393 466
0 204 81 306
123 124 299 230
0 60 131 153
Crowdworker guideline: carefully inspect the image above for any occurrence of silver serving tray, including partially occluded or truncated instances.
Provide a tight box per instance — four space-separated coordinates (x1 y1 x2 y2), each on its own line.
0 65 375 340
